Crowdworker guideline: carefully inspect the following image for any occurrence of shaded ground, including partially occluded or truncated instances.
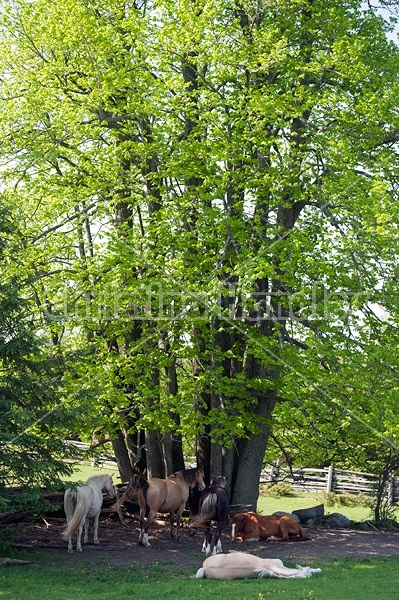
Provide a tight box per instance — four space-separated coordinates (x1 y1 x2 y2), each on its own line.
6 514 399 572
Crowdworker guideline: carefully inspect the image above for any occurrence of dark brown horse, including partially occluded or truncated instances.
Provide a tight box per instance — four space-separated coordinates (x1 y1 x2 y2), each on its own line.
191 475 229 556
118 467 205 547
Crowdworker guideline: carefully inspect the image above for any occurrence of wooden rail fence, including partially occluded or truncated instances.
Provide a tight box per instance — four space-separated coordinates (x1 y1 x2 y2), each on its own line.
67 443 399 504
261 464 399 504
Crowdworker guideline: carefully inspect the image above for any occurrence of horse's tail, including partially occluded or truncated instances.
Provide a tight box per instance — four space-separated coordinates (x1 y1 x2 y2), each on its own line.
195 567 205 579
192 492 217 526
114 475 148 509
62 490 87 540
298 525 309 540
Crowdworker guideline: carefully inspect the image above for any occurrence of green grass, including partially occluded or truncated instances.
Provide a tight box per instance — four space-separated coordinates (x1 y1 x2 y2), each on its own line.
1 556 399 600
1 482 399 600
66 463 121 485
257 492 375 523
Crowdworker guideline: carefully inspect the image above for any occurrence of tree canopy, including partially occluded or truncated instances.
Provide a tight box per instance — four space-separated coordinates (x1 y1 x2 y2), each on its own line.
1 0 399 510
0 201 80 510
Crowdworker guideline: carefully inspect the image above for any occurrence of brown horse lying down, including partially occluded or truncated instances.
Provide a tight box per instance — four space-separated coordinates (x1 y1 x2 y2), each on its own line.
195 552 321 580
229 511 308 542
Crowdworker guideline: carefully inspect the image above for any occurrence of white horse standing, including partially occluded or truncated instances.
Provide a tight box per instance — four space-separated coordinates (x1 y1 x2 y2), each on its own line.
63 474 115 553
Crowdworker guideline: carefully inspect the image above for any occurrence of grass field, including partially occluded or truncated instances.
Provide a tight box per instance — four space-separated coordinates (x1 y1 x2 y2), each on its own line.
66 463 121 484
1 467 399 599
257 492 374 523
1 555 399 600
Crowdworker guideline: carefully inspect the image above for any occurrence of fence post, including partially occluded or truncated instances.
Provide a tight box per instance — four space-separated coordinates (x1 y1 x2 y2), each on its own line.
326 465 334 493
269 459 280 483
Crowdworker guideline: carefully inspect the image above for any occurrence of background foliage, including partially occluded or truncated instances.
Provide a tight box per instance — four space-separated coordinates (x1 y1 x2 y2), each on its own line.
1 0 399 511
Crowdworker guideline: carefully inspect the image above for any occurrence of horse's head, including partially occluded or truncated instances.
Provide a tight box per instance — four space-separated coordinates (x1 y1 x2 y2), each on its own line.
104 474 116 499
195 467 206 491
211 475 228 488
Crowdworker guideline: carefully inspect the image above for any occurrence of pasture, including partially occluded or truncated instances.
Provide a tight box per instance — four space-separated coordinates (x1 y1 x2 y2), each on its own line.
2 467 399 599
257 493 373 523
66 463 121 484
1 556 399 599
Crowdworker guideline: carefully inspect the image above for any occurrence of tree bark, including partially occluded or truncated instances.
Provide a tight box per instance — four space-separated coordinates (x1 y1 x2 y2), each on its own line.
111 432 135 483
145 429 165 478
231 393 277 509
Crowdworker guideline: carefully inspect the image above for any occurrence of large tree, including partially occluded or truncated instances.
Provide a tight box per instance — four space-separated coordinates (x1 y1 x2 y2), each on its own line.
1 0 399 509
0 201 79 511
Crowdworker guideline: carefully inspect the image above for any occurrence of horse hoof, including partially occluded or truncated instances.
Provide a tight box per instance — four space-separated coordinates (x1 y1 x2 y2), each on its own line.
139 533 151 548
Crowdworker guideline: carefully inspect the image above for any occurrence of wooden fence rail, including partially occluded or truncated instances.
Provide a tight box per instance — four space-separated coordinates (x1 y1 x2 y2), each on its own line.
261 464 399 504
67 442 399 504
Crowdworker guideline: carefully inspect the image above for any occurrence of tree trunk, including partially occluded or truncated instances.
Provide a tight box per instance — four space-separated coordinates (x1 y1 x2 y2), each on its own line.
193 352 212 484
145 429 165 478
231 393 276 509
111 431 135 483
162 343 185 473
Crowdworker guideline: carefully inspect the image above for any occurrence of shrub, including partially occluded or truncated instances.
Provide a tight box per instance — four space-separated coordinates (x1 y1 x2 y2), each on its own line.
260 482 293 497
322 491 374 508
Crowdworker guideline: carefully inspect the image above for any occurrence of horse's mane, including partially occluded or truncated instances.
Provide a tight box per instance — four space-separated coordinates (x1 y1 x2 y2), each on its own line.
172 467 201 486
86 474 112 487
209 475 227 490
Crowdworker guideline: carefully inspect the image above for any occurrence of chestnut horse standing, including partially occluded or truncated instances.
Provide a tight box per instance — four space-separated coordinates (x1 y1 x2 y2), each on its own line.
119 467 205 547
191 475 229 556
229 511 308 542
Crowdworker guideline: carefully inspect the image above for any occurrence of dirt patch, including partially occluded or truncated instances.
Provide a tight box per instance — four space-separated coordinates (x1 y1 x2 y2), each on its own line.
5 514 399 572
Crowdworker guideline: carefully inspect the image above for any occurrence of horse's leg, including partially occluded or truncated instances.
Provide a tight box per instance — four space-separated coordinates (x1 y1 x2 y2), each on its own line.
169 511 175 540
243 525 261 542
214 522 223 554
64 492 74 554
203 523 213 556
93 514 100 544
65 513 73 554
273 521 289 542
298 525 309 540
175 504 185 541
83 517 90 543
141 510 156 548
138 507 146 545
76 519 85 552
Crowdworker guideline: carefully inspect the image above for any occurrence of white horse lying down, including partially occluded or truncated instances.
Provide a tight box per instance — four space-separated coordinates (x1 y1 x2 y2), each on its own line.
196 552 322 580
